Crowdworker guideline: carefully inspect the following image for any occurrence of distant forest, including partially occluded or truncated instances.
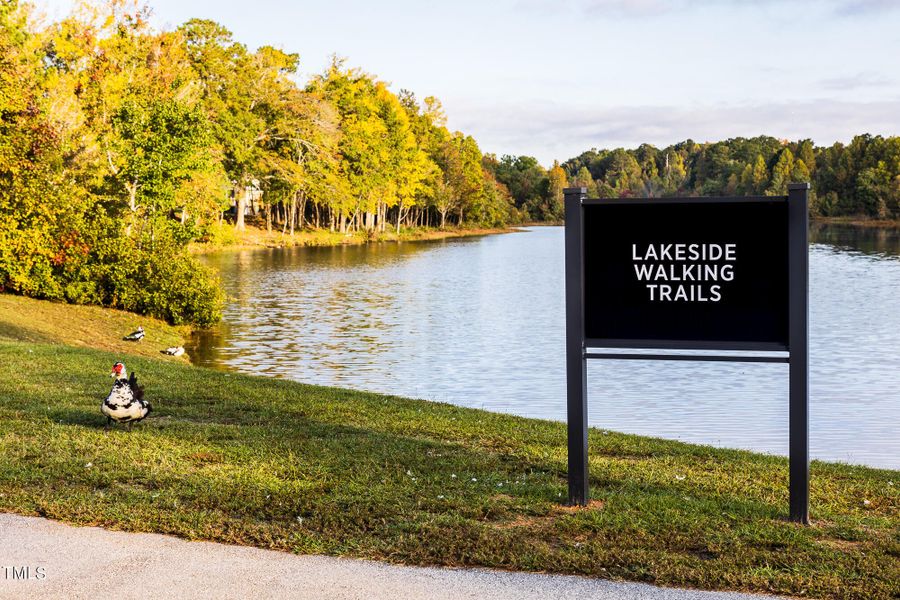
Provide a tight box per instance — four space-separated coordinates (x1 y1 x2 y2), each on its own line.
491 135 900 222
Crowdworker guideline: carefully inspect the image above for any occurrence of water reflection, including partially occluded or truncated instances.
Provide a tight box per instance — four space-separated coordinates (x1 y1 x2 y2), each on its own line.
809 222 900 257
189 225 900 470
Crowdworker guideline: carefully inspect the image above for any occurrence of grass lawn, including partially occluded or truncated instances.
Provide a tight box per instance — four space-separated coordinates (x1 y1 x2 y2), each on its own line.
0 294 188 360
0 295 897 599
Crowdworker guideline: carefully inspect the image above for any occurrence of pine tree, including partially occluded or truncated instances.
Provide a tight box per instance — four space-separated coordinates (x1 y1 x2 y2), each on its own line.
751 155 768 194
574 166 598 197
768 149 794 195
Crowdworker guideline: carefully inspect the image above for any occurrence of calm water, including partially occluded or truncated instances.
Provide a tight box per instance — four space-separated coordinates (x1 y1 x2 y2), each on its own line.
189 224 900 470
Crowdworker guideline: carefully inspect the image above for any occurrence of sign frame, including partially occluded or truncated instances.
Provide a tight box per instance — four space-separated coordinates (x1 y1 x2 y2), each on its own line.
564 183 809 524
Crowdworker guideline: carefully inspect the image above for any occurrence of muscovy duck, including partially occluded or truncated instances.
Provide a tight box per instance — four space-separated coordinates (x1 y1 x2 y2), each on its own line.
102 362 151 430
123 326 145 342
161 346 185 356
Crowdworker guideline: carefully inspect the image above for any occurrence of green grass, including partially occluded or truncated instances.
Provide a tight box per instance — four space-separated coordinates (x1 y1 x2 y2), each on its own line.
0 294 188 360
0 298 897 599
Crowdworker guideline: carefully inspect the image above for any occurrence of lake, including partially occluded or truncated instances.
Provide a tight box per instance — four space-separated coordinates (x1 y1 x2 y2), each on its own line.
189 223 900 470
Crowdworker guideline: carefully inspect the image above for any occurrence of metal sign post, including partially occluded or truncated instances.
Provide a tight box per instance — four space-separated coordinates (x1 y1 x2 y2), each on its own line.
563 184 810 524
788 182 810 524
564 187 589 506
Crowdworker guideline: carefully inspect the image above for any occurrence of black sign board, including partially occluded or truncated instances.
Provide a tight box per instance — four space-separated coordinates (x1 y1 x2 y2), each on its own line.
564 185 809 523
583 198 789 349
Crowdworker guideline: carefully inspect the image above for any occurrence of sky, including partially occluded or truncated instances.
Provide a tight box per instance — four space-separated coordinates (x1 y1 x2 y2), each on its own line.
32 0 900 165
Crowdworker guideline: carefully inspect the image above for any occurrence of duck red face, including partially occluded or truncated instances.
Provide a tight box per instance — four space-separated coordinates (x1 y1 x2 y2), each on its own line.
111 362 125 378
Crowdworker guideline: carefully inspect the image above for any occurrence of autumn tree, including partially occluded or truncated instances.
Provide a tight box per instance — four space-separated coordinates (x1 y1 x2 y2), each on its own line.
544 162 567 220
179 19 264 230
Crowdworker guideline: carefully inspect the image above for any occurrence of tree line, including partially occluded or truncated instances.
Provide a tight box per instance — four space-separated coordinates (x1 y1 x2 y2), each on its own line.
0 1 517 325
492 135 900 221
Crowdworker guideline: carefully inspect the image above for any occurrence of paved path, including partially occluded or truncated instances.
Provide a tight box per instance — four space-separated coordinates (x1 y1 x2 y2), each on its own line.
0 513 782 600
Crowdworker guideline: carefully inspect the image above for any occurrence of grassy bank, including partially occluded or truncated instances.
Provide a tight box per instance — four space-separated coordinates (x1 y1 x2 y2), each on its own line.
0 294 188 360
812 216 900 228
0 297 897 599
189 222 518 254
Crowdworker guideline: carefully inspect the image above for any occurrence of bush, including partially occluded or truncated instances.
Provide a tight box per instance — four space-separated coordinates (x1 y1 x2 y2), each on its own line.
131 246 224 327
0 209 224 327
200 221 239 247
83 220 225 327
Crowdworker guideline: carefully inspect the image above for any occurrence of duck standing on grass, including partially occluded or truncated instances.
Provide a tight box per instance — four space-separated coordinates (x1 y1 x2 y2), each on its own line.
123 326 144 342
102 362 151 430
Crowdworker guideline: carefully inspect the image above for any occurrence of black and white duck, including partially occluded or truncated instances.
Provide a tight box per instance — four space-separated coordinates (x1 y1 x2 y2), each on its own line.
102 362 152 430
161 346 185 357
123 326 145 342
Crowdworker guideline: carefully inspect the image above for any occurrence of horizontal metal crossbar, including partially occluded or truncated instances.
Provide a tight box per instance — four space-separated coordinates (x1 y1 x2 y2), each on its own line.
580 195 787 206
584 338 789 352
584 352 789 363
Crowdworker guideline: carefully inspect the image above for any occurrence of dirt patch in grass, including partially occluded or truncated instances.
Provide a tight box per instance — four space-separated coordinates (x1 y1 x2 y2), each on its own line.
557 499 606 513
818 539 867 552
188 451 224 464
493 500 606 530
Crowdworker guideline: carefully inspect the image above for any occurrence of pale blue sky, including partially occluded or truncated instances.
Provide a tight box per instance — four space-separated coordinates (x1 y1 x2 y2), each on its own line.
33 0 900 165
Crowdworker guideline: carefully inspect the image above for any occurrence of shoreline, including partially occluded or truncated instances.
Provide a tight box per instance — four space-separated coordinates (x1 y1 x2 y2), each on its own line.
811 216 900 229
188 224 523 254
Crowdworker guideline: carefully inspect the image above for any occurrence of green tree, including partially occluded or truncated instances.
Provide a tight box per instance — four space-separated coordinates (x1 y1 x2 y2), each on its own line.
0 2 223 325
767 148 794 196
796 139 816 174
379 86 430 232
857 162 899 218
488 155 548 220
602 149 642 196
739 154 768 194
180 19 264 231
573 166 599 197
791 159 811 187
662 151 687 193
107 99 213 243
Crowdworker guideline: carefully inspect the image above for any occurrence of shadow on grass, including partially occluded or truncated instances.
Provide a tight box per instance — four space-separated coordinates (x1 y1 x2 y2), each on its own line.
0 319 57 344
